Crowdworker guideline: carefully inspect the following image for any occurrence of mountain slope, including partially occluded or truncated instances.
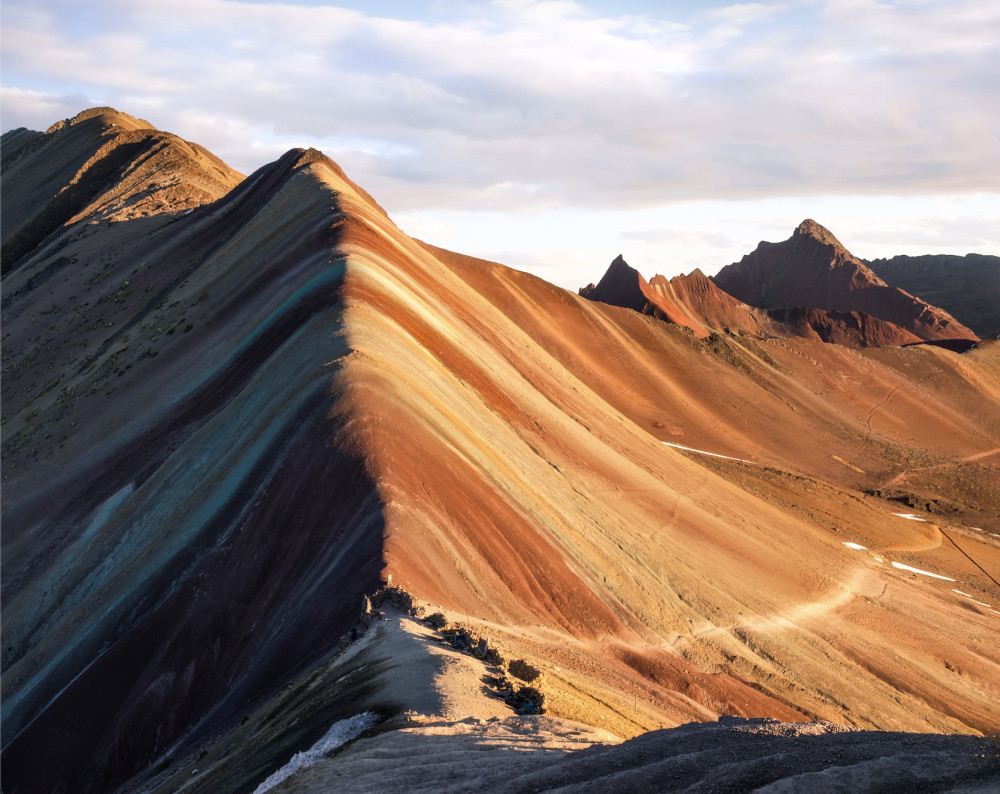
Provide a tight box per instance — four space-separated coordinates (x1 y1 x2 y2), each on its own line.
580 255 775 338
578 254 649 313
3 110 1000 794
867 253 1000 339
2 133 385 792
712 220 979 346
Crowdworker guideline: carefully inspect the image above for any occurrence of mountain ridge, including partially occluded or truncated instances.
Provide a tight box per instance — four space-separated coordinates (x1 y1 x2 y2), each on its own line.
579 249 927 348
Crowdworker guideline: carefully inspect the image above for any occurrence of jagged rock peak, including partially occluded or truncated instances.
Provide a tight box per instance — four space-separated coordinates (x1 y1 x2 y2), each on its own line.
608 253 633 270
794 219 844 249
579 254 648 313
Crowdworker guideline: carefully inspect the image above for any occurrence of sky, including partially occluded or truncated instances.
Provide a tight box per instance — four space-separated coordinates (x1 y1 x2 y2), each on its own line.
2 0 998 289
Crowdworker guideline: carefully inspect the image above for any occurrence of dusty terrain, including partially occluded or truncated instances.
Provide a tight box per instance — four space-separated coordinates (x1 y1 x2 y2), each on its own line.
2 108 999 793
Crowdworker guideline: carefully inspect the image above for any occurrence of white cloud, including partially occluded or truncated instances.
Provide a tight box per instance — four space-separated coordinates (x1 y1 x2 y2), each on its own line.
1 0 997 287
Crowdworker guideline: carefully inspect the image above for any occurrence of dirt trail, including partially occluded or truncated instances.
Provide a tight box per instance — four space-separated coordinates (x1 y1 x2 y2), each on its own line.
882 447 1000 489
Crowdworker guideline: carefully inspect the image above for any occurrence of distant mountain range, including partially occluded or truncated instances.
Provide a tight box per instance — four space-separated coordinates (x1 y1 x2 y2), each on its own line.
866 253 1000 339
582 219 986 351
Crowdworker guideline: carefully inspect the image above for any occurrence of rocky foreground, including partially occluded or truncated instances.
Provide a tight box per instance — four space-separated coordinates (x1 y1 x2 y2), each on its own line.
275 718 1000 794
129 601 999 793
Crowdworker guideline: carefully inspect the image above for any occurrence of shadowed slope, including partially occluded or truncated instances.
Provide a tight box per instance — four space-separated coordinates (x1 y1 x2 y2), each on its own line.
867 253 1000 339
578 254 648 313
1 108 241 276
1 140 384 793
269 716 1000 793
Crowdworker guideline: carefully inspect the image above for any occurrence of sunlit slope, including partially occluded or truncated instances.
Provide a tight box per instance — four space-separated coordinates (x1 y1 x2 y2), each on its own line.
319 165 1000 735
439 245 1000 504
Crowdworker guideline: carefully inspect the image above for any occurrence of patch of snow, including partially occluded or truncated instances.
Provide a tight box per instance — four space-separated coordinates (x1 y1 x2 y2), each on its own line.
892 513 927 522
890 562 956 581
873 556 884 562
952 590 993 608
336 665 367 685
842 542 867 550
661 442 753 464
252 712 378 794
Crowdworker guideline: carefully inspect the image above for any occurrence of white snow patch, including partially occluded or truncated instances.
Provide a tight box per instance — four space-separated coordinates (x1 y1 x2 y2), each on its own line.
253 712 378 793
336 665 367 686
842 542 867 550
892 513 927 522
890 562 956 581
952 590 993 608
873 556 884 562
661 442 753 464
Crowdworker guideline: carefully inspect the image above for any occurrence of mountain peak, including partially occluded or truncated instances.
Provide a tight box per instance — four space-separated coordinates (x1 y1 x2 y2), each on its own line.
45 106 156 135
794 218 843 248
712 222 978 344
579 254 648 313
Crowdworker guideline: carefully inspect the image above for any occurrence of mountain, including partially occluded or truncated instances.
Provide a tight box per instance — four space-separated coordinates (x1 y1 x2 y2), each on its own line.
712 220 979 347
867 253 1000 339
1 107 242 277
580 255 922 347
581 255 774 338
3 110 1000 794
578 254 649 314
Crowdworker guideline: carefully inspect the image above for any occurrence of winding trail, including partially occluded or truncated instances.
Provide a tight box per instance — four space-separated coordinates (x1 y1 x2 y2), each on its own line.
881 446 1000 489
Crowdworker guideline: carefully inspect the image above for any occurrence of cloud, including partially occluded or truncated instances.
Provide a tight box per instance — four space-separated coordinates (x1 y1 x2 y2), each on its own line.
5 0 998 206
1 0 997 284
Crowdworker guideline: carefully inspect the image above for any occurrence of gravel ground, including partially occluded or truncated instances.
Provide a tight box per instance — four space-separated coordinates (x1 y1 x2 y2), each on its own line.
277 715 1000 793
